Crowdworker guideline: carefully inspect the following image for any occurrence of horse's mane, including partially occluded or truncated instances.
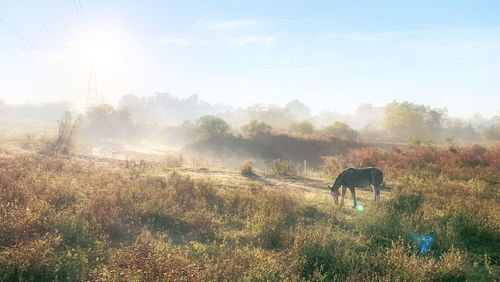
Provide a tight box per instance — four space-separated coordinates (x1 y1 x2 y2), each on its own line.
330 169 347 191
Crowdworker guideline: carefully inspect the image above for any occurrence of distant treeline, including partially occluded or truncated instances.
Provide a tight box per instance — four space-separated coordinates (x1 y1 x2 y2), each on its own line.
118 94 498 143
1 94 499 143
0 100 71 123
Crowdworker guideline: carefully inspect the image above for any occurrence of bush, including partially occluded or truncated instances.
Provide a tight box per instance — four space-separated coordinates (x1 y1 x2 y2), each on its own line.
268 159 297 176
165 154 184 167
187 115 232 142
248 192 296 250
241 120 272 137
289 121 314 136
240 159 254 176
483 123 500 141
324 121 358 140
322 144 500 182
42 111 81 155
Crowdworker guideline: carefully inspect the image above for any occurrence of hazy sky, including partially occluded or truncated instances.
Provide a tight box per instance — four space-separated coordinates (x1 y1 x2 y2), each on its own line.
1 0 499 117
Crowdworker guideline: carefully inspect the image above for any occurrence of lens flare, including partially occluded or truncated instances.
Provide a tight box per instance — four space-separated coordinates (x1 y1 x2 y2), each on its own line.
412 234 434 253
357 205 364 211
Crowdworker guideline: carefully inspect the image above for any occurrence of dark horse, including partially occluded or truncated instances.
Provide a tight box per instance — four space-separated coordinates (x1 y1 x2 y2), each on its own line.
328 167 383 208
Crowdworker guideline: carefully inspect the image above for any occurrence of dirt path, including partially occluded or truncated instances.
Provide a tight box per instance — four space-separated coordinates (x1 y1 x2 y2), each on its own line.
165 167 389 208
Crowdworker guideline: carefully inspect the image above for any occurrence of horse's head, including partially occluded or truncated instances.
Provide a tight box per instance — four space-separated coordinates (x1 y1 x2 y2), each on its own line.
328 185 339 206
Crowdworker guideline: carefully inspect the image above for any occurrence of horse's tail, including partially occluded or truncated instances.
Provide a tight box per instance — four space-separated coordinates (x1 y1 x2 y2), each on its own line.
370 167 383 186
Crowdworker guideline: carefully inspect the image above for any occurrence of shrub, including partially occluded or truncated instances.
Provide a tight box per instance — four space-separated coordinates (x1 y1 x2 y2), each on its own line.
164 153 184 167
483 123 500 140
289 120 314 136
293 225 366 280
406 135 433 149
240 159 254 176
187 115 232 142
324 121 358 140
42 111 81 155
190 155 212 167
322 144 500 182
248 192 296 250
268 159 297 176
240 120 272 137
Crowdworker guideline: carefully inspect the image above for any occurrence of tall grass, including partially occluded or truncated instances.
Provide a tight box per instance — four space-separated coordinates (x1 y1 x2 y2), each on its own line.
322 144 499 182
0 143 498 280
268 159 297 176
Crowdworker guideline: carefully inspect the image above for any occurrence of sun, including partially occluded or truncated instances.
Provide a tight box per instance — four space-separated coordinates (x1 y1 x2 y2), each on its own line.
70 27 132 73
83 33 128 71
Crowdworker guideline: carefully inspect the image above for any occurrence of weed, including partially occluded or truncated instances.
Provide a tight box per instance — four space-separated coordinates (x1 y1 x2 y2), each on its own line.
240 159 254 176
164 153 184 167
268 159 297 176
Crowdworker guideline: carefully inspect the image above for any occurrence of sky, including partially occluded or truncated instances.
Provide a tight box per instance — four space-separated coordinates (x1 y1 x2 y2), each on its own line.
0 0 499 117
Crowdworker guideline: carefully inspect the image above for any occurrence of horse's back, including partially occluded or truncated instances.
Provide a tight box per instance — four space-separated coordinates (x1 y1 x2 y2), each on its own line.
341 167 383 186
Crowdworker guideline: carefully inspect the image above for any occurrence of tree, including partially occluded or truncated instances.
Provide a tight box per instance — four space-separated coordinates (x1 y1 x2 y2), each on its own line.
188 115 232 141
83 104 134 142
444 120 481 142
324 121 358 140
483 123 500 141
383 101 445 140
241 120 272 137
285 99 311 120
247 104 294 128
290 120 314 136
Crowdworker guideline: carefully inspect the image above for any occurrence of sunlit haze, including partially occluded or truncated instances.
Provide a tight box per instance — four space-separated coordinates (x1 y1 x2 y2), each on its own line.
1 0 499 117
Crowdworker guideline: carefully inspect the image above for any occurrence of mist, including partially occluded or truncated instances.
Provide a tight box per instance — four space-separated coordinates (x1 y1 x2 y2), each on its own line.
1 93 498 169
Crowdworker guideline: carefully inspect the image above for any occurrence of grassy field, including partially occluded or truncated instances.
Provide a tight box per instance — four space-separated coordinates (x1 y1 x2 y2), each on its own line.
0 143 499 281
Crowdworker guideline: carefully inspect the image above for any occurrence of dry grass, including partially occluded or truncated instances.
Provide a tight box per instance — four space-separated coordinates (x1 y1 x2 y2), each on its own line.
268 159 297 176
0 143 498 280
164 153 184 167
322 144 500 182
239 159 254 176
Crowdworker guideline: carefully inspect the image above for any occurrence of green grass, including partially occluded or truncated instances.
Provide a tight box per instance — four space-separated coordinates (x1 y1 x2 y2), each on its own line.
0 144 499 281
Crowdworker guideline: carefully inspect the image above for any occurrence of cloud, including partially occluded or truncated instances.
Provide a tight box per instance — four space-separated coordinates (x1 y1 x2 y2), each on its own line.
198 18 265 32
157 37 208 46
230 36 275 47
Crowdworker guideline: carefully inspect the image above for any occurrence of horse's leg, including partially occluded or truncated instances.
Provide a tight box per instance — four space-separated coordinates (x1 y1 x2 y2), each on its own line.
340 186 347 206
350 186 357 208
375 184 380 201
372 184 377 201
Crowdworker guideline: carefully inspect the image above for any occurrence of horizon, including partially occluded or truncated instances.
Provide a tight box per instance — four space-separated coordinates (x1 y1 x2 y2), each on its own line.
1 1 499 118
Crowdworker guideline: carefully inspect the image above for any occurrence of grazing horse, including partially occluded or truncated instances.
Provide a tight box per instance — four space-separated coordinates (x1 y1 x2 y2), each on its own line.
328 167 383 208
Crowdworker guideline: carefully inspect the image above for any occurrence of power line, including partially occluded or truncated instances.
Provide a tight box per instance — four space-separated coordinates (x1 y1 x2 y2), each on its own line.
0 17 43 53
22 0 68 51
46 0 71 36
73 0 88 36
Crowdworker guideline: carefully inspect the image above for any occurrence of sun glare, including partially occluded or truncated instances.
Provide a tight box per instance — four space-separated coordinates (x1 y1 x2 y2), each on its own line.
84 35 127 71
72 28 131 73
